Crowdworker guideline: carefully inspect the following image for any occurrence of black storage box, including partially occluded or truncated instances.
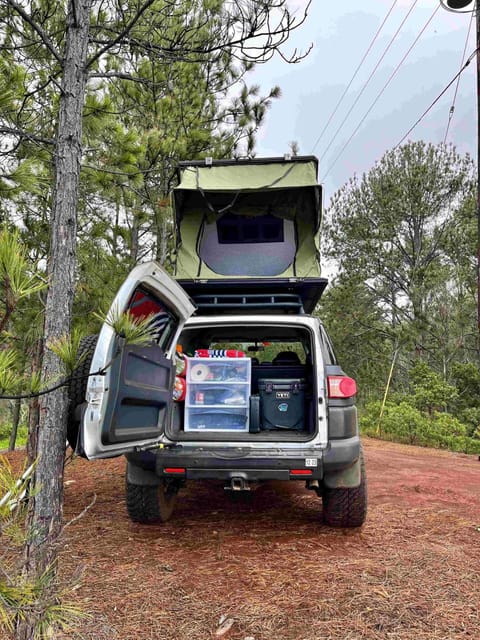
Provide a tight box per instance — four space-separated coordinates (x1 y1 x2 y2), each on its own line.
258 379 305 430
249 395 261 433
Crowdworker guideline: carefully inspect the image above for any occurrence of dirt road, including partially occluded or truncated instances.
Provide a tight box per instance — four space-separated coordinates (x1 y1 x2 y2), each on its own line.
46 439 480 638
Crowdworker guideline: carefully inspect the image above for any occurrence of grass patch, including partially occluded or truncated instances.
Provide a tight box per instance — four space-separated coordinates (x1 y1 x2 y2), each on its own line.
0 425 27 451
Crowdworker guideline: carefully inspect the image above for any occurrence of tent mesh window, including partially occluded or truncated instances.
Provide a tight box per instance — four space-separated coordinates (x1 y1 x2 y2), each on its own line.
217 213 284 244
200 215 296 277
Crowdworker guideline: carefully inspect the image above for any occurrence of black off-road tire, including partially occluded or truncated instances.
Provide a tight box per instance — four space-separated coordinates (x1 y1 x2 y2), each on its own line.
322 449 367 528
67 334 98 450
126 479 178 524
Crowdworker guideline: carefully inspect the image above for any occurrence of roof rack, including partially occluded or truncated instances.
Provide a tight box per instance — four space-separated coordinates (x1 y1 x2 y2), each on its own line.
177 277 328 315
191 292 304 315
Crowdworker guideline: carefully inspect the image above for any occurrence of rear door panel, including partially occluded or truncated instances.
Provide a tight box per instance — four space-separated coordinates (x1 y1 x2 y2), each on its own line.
80 261 195 459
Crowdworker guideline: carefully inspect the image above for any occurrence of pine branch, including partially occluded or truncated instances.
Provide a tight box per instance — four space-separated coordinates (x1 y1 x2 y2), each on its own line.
0 126 54 146
5 0 62 64
86 0 157 69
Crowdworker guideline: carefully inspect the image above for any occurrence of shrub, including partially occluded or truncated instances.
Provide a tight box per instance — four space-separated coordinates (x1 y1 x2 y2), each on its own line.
424 412 467 451
0 421 13 439
409 361 458 413
457 407 480 437
360 401 430 445
359 400 480 454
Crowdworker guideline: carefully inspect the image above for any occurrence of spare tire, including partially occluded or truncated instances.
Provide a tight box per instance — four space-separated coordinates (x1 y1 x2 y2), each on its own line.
67 334 98 450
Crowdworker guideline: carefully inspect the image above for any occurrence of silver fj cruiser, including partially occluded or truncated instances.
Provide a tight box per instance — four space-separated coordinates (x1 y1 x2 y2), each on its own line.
71 156 367 527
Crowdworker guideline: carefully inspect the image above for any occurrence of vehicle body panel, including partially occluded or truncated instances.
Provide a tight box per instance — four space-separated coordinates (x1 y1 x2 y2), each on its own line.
81 261 195 459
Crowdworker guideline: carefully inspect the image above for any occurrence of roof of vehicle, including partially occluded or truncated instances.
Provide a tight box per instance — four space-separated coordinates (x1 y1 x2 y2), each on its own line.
183 313 320 327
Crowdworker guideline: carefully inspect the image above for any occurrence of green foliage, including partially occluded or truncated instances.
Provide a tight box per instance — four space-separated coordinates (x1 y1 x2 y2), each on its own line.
317 278 393 400
457 407 480 438
94 304 159 346
322 141 476 373
450 362 480 411
0 226 46 306
408 361 458 413
0 459 87 638
0 350 19 393
0 424 27 449
46 327 87 375
360 401 480 454
364 400 430 445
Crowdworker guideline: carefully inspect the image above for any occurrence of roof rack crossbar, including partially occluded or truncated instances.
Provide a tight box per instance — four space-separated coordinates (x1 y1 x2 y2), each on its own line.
190 292 304 314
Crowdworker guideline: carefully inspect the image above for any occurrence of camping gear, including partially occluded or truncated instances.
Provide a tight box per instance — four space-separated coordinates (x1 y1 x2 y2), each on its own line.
184 356 251 431
173 156 322 280
258 379 306 431
173 376 186 402
249 395 261 433
194 349 245 358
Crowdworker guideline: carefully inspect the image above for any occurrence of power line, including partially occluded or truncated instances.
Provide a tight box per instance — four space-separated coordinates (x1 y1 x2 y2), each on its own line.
311 0 399 153
321 4 440 181
395 47 477 149
318 0 420 164
444 10 474 144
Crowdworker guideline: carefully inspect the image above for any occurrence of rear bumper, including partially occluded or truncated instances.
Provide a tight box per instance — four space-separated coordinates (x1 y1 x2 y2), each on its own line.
127 436 360 483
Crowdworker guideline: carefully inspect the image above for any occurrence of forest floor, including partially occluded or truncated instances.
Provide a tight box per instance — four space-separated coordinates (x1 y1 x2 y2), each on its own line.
4 437 480 640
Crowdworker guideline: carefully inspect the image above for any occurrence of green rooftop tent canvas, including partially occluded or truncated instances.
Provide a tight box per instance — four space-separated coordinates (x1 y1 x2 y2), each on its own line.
173 156 322 279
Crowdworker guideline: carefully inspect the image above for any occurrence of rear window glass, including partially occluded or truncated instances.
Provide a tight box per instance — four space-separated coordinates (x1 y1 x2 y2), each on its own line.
206 341 306 365
128 287 177 350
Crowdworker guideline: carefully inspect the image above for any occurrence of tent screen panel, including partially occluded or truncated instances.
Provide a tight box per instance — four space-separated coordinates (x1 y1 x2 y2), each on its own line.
217 213 284 244
200 216 296 276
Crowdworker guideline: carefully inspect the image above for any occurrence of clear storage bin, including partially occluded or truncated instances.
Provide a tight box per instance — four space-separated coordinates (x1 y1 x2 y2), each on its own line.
185 407 249 432
187 383 249 407
185 356 251 432
186 357 251 384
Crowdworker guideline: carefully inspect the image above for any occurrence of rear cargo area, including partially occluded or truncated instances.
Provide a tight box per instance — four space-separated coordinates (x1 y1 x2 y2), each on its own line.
166 321 318 442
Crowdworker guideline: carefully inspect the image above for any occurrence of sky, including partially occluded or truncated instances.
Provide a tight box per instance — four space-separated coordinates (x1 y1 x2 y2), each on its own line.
251 0 477 204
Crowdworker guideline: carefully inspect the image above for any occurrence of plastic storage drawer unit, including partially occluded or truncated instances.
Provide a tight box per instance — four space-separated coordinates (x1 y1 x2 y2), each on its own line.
185 357 251 432
258 379 305 431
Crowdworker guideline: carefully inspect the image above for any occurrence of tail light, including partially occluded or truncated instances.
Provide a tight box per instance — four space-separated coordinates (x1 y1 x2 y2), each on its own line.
290 469 313 476
327 375 357 398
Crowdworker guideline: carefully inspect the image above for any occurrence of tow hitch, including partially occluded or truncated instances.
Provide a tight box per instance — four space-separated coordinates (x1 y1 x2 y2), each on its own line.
224 476 251 492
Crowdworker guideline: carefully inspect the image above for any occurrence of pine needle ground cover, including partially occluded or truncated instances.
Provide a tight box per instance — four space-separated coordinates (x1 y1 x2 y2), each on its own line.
3 438 480 640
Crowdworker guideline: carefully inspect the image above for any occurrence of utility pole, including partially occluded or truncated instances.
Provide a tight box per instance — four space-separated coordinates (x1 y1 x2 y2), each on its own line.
444 1 480 340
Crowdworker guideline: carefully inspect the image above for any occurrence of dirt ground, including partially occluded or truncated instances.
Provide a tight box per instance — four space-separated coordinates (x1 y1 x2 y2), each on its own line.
5 437 480 639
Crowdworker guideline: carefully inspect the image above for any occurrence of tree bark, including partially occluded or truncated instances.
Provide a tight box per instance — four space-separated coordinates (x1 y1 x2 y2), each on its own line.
156 209 168 266
26 339 43 465
8 398 21 452
19 1 92 637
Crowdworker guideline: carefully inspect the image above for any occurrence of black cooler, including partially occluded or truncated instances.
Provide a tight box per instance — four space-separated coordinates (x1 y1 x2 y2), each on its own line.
258 379 305 430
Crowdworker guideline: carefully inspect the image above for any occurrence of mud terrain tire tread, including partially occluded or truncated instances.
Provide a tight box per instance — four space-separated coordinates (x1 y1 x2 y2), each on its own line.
126 480 177 524
322 449 367 528
67 334 98 449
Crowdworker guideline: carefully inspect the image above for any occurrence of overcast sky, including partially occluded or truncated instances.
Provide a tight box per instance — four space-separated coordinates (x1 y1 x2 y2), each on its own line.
251 0 476 203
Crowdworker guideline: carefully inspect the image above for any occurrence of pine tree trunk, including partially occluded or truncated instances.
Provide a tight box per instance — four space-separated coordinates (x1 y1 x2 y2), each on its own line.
26 339 43 465
156 211 168 266
18 1 92 637
8 398 21 452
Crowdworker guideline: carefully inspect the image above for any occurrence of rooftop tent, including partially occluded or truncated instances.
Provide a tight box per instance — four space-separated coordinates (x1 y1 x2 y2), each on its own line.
173 156 322 279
